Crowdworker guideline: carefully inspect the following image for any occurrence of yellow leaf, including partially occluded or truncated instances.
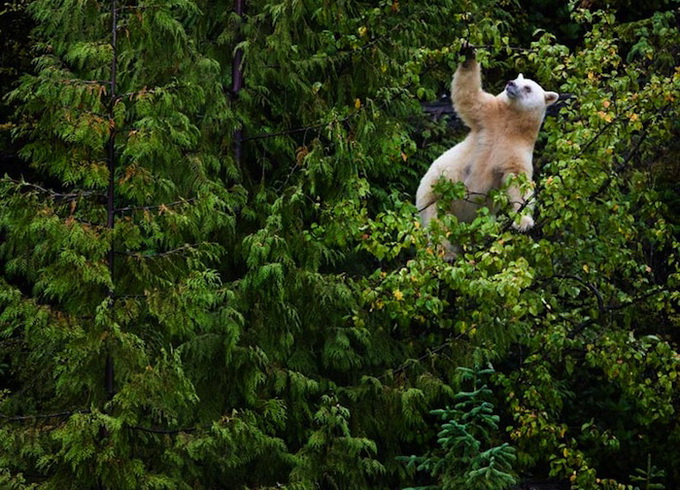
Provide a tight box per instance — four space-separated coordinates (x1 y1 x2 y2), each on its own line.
393 290 404 301
355 98 361 109
597 111 613 123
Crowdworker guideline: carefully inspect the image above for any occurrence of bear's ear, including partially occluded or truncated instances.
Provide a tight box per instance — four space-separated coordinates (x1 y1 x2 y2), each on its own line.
517 73 524 81
545 91 559 106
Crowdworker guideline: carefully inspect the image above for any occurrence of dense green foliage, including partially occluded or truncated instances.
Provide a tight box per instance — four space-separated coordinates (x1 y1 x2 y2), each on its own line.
1 0 679 488
400 367 518 490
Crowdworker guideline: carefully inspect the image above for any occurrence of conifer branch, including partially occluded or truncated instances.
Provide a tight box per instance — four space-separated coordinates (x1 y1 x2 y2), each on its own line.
0 409 91 421
127 423 208 434
6 178 104 201
0 411 217 437
63 79 109 86
0 411 205 436
116 243 197 258
240 124 321 142
114 198 197 214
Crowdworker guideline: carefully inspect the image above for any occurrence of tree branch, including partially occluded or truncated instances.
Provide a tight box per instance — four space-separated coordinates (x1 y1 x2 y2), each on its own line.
127 423 207 434
6 178 104 201
115 243 198 258
114 198 197 214
555 274 606 315
0 409 91 421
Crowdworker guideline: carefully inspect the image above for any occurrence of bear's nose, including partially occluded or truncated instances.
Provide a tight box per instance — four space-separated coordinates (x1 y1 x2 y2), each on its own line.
507 80 516 88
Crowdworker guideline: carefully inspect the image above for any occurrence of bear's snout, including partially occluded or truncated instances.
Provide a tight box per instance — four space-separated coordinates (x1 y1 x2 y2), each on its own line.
506 81 519 99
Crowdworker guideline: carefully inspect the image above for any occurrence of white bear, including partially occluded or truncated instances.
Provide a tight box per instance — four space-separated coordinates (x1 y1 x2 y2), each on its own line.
416 48 558 259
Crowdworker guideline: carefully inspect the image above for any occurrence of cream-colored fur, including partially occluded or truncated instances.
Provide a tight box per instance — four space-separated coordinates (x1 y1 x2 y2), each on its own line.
416 52 558 259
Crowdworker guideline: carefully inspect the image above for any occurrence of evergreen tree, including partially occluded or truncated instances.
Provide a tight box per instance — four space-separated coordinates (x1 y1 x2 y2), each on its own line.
401 366 517 490
1 0 248 487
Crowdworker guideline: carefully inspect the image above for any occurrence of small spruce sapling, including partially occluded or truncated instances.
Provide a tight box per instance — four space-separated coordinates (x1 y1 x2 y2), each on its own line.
400 366 517 490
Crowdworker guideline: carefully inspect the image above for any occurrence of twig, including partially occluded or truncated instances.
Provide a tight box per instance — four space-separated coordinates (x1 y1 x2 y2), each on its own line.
381 333 466 380
240 124 324 142
114 198 197 214
6 178 103 201
554 274 606 314
115 243 197 258
605 287 666 311
0 409 91 421
127 424 207 434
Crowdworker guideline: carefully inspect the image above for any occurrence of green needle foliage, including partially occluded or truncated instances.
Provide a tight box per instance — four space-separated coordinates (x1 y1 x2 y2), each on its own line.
401 366 517 490
630 454 666 490
0 0 679 489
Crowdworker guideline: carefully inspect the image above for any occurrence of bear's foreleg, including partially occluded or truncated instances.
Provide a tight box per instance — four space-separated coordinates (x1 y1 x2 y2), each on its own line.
451 50 493 131
504 173 535 232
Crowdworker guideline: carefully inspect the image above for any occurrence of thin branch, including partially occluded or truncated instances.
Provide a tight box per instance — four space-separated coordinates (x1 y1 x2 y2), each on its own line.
592 130 649 199
416 191 491 214
470 44 537 52
554 274 606 314
127 423 208 435
605 287 666 311
570 102 639 160
64 79 109 86
0 409 91 421
381 333 466 380
1 411 208 436
567 318 597 340
558 282 665 340
116 243 197 258
6 178 104 201
114 198 197 214
240 123 326 142
113 293 146 299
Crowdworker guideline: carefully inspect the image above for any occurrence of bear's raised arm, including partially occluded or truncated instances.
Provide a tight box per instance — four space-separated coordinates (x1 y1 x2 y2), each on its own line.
450 52 494 131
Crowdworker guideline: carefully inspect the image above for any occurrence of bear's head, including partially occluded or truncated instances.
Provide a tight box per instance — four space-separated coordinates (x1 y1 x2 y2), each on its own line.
503 74 559 115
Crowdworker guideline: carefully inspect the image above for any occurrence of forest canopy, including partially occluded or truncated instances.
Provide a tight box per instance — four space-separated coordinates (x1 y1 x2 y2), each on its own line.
1 0 679 488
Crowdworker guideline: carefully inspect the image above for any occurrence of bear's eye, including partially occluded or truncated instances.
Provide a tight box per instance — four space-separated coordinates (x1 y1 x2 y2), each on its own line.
523 86 532 93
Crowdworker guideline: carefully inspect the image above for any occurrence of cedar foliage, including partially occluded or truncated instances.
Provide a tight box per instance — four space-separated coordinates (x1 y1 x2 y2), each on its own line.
1 0 679 489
